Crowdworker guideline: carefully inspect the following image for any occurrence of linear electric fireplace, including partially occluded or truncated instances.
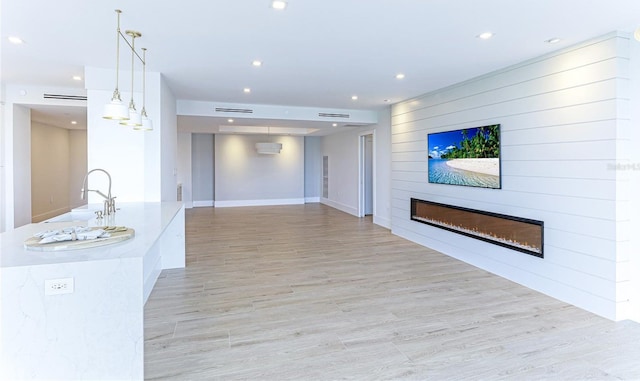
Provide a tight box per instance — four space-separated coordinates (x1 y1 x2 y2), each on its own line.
410 198 543 258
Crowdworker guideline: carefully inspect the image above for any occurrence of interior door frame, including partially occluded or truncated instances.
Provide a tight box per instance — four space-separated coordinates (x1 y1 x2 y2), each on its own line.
358 131 375 218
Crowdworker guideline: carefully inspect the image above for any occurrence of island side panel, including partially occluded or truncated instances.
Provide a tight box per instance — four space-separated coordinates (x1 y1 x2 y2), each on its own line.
160 205 185 270
1 257 144 381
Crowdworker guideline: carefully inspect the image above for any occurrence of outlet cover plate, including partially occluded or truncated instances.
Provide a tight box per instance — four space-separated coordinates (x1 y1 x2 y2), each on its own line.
45 278 74 295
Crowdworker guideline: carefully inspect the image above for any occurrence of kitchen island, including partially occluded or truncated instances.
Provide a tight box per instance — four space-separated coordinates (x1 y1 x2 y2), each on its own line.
0 202 185 380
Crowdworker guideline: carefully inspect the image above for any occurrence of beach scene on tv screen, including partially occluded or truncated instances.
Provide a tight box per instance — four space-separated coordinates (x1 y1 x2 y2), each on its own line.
428 124 500 189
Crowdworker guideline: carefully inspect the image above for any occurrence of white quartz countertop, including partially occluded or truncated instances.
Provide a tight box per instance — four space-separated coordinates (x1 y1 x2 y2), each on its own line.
0 202 183 268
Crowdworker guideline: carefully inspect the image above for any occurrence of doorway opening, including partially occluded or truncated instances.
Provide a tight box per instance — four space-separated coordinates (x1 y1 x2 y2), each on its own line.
358 132 374 217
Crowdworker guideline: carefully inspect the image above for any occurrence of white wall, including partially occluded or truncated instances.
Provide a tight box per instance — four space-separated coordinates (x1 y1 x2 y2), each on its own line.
1 85 87 231
85 67 176 205
12 105 31 227
390 32 638 321
321 129 360 216
86 86 145 202
304 136 322 202
215 134 304 206
177 132 193 208
30 125 87 222
178 100 378 126
178 133 372 211
374 109 392 228
0 84 5 232
621 33 640 321
320 109 392 228
31 122 70 222
69 130 88 210
191 133 214 207
159 76 177 202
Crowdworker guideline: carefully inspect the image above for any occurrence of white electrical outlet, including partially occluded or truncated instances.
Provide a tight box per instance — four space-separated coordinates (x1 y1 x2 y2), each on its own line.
44 278 74 295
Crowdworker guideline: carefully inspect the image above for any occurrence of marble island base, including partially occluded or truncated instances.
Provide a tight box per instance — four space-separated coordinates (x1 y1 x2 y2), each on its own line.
0 202 185 380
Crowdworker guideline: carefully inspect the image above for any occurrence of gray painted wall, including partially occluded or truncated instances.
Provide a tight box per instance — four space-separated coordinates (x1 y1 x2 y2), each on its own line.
191 133 214 203
215 134 304 203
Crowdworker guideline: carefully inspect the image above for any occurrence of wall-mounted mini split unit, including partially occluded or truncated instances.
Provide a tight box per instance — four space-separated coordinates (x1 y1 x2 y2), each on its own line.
256 142 282 154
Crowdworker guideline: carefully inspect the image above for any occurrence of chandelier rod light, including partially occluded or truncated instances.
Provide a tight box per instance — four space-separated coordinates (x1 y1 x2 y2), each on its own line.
102 9 128 120
136 47 153 131
142 48 147 111
120 30 142 127
103 9 152 130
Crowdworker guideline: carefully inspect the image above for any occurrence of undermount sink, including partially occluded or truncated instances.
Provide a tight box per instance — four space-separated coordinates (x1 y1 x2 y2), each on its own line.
44 211 97 223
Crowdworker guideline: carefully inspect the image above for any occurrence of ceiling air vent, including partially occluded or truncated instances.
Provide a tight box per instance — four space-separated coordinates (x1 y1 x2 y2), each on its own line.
318 112 350 119
43 94 87 101
214 107 253 114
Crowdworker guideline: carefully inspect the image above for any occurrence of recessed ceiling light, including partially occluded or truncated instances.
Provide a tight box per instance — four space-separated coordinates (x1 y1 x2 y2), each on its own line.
71 121 78 125
477 32 494 40
545 38 561 44
228 119 234 123
395 73 405 80
244 88 251 93
332 123 338 127
271 1 287 10
8 36 24 44
72 75 82 81
252 60 262 67
351 95 358 100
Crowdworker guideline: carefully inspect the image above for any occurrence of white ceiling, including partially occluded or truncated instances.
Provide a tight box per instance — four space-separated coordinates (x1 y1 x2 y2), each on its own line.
3 1 640 132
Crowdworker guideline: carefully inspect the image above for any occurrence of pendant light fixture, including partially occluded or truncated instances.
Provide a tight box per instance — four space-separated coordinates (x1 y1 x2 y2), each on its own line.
120 30 142 127
135 48 153 131
103 9 152 130
102 10 129 120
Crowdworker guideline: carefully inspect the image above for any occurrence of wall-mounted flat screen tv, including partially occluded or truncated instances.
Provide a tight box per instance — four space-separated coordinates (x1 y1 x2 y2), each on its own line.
428 124 501 189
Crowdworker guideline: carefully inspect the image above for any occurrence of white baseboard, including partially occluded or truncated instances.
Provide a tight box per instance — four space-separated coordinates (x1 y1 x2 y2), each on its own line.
374 215 391 229
215 198 305 208
192 200 214 207
320 198 358 217
33 206 71 223
305 197 320 203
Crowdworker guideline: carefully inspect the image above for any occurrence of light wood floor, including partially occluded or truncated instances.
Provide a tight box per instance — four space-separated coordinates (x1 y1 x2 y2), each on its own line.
144 204 640 380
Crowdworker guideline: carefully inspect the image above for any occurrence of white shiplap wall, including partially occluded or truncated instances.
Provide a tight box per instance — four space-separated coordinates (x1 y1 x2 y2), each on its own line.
391 33 634 321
